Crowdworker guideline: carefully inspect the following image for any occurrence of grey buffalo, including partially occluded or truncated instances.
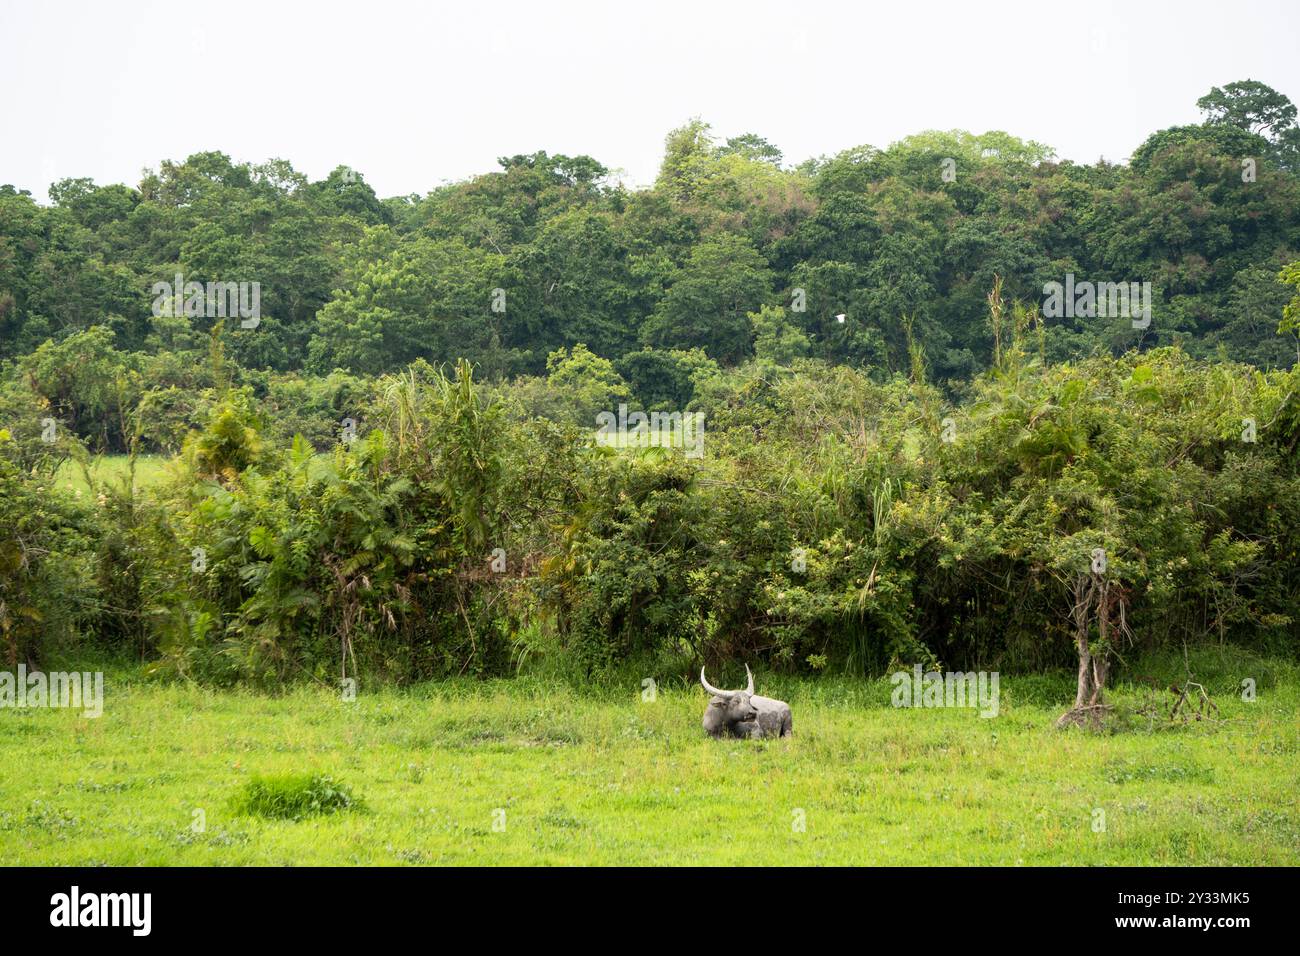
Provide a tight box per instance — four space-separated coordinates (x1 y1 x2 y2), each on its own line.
700 664 793 739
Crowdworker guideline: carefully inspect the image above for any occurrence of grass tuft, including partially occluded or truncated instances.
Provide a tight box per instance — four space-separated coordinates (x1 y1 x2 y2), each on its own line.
232 773 361 820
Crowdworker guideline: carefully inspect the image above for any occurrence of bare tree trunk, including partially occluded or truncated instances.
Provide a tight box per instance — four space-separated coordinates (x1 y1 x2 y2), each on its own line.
1090 576 1109 706
1072 637 1094 710
1090 655 1109 707
1069 573 1095 710
1058 571 1118 728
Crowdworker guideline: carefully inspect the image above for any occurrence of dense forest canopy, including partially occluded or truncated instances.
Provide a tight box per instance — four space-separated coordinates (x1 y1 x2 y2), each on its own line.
3 81 1300 435
3 81 1300 700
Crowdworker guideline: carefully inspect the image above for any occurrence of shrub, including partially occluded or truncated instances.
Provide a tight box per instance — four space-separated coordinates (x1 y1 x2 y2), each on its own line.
0 430 97 664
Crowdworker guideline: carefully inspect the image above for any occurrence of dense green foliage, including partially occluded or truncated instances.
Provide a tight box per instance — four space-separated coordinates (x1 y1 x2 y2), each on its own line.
3 81 1299 696
4 335 1298 687
3 82 1299 448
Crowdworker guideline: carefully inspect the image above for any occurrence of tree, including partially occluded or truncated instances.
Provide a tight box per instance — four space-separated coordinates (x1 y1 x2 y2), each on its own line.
538 343 631 425
1215 264 1299 367
717 133 783 166
639 234 773 363
1280 260 1300 363
307 237 506 376
655 119 716 203
615 347 718 409
1130 123 1272 173
506 208 639 362
751 305 810 366
19 326 138 451
1198 80 1298 138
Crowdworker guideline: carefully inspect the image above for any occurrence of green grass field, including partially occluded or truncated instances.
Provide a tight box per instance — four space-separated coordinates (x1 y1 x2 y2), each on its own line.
54 454 171 496
53 453 338 496
3 649 1297 866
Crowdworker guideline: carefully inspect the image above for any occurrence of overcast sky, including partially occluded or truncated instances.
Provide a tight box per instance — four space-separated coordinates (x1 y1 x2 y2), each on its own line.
3 0 1298 201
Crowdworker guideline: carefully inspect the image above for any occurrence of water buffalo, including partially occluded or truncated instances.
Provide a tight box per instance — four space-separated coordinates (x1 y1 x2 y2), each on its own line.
700 664 793 739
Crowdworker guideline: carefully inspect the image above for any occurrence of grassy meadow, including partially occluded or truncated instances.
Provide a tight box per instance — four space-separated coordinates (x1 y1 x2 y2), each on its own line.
52 453 339 496
54 454 171 496
2 648 1297 866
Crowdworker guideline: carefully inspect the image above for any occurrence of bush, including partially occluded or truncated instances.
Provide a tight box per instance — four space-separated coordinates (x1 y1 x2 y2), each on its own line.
0 431 97 663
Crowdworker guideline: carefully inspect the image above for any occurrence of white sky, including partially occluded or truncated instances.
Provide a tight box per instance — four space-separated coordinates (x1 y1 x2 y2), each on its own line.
2 0 1298 200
